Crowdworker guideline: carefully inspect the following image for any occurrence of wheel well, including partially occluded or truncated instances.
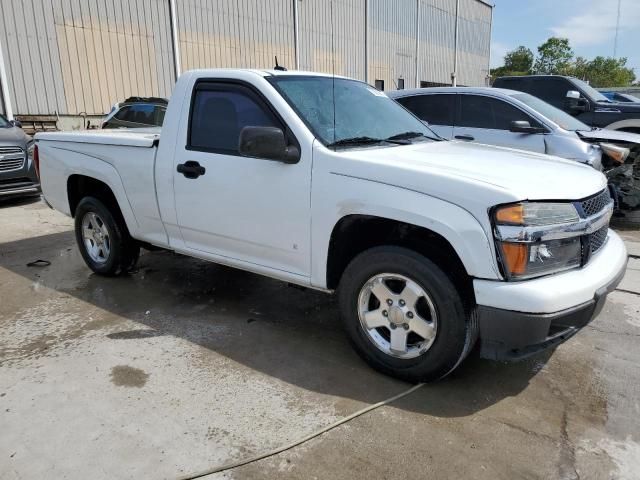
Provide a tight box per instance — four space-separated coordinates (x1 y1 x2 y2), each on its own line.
326 215 475 304
67 175 120 218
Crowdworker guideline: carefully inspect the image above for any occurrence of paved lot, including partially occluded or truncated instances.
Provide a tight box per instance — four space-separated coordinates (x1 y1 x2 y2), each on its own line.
1 197 640 480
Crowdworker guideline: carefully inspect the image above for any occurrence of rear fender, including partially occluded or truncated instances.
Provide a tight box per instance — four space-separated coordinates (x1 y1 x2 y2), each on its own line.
40 142 139 237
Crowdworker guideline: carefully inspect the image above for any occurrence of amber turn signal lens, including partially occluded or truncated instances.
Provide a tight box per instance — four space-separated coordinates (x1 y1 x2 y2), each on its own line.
495 204 524 225
500 242 528 276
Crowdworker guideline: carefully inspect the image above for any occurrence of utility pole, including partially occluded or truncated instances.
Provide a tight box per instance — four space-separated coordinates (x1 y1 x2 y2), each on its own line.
613 0 621 58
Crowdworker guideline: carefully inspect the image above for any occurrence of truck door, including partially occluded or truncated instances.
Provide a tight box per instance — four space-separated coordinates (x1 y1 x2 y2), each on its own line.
172 81 311 278
452 94 546 153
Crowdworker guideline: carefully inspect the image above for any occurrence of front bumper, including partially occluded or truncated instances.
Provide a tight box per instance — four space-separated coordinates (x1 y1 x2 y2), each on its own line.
474 230 628 360
0 178 41 198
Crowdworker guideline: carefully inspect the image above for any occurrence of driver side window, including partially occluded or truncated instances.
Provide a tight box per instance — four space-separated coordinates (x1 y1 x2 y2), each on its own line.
188 83 283 155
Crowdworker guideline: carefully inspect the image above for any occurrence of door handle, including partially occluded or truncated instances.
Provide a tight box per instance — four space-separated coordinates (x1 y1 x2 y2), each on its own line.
454 134 474 141
177 161 206 179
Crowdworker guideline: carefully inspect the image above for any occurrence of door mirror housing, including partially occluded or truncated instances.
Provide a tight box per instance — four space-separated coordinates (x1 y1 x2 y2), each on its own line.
238 126 300 164
10 119 22 129
509 120 545 134
564 90 590 114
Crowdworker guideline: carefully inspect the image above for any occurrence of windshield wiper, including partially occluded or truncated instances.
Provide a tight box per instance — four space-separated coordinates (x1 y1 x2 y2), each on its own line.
386 131 425 140
327 136 409 148
386 131 442 142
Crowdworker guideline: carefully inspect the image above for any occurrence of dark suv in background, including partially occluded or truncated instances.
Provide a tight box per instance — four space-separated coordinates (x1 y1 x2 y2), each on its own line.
493 75 640 133
0 114 39 200
102 97 168 129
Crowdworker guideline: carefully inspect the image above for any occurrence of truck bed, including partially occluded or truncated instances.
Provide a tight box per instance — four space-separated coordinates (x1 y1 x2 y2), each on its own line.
36 127 166 247
36 128 161 148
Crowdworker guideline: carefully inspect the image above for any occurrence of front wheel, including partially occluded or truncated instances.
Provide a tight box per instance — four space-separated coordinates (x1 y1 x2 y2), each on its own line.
74 196 139 276
338 246 475 382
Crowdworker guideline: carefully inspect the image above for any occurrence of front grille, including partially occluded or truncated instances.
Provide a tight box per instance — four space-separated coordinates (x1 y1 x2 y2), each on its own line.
573 190 613 263
0 146 25 171
0 146 23 154
589 226 608 255
577 189 611 218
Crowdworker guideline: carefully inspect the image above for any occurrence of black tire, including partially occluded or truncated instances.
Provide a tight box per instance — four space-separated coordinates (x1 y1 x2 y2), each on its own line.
74 196 139 276
338 246 476 382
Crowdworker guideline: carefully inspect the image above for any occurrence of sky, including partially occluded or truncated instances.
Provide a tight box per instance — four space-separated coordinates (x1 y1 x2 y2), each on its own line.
490 0 640 75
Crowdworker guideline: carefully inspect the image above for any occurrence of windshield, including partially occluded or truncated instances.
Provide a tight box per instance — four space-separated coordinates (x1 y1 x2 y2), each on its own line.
0 114 10 128
571 78 610 103
512 93 590 132
268 76 439 148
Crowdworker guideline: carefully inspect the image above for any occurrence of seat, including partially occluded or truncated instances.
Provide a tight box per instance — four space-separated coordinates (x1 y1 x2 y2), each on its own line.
194 97 239 151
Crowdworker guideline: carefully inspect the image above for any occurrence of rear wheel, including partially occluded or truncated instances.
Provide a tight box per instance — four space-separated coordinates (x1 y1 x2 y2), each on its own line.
338 246 475 382
74 196 139 276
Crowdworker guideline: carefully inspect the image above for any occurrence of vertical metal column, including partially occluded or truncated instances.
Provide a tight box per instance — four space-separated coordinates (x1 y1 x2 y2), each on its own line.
415 0 420 88
487 4 494 86
0 37 13 120
452 0 459 86
169 0 182 79
293 0 300 69
364 0 369 83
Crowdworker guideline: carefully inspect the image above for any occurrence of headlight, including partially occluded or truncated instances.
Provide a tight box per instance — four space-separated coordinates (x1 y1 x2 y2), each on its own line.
600 143 629 164
493 202 582 280
26 142 35 163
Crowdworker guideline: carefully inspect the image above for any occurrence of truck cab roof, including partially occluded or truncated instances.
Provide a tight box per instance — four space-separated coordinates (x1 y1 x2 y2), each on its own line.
185 68 350 80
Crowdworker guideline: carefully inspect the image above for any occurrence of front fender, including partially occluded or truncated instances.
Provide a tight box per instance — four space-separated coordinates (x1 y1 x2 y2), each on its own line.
311 174 502 289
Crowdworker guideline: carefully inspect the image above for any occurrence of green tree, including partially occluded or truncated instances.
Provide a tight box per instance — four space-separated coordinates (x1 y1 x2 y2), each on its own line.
533 37 573 75
569 56 636 87
504 46 534 73
490 46 534 82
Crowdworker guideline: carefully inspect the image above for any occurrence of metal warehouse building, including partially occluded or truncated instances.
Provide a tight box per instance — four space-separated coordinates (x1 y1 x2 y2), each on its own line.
0 0 492 130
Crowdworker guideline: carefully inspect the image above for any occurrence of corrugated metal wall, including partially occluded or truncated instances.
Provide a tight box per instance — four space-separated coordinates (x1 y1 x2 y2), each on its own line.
369 0 417 90
298 0 365 79
0 0 174 116
418 0 456 86
177 0 295 71
0 0 492 118
456 0 491 86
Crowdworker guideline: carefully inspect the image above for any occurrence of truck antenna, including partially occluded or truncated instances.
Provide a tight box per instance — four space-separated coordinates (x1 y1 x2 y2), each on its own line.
274 56 287 71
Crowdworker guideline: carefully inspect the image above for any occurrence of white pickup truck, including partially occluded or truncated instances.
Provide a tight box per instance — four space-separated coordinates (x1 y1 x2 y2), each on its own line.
35 69 628 381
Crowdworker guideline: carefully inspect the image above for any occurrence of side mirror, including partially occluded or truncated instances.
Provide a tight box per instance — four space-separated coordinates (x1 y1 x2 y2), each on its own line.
238 126 300 164
10 119 22 128
564 90 589 114
509 120 545 134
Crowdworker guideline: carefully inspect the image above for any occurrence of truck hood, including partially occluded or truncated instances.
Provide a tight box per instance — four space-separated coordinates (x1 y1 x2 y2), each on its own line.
577 128 640 145
337 140 607 203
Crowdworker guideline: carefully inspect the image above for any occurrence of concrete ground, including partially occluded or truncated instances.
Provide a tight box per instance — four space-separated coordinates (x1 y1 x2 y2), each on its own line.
1 197 639 480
